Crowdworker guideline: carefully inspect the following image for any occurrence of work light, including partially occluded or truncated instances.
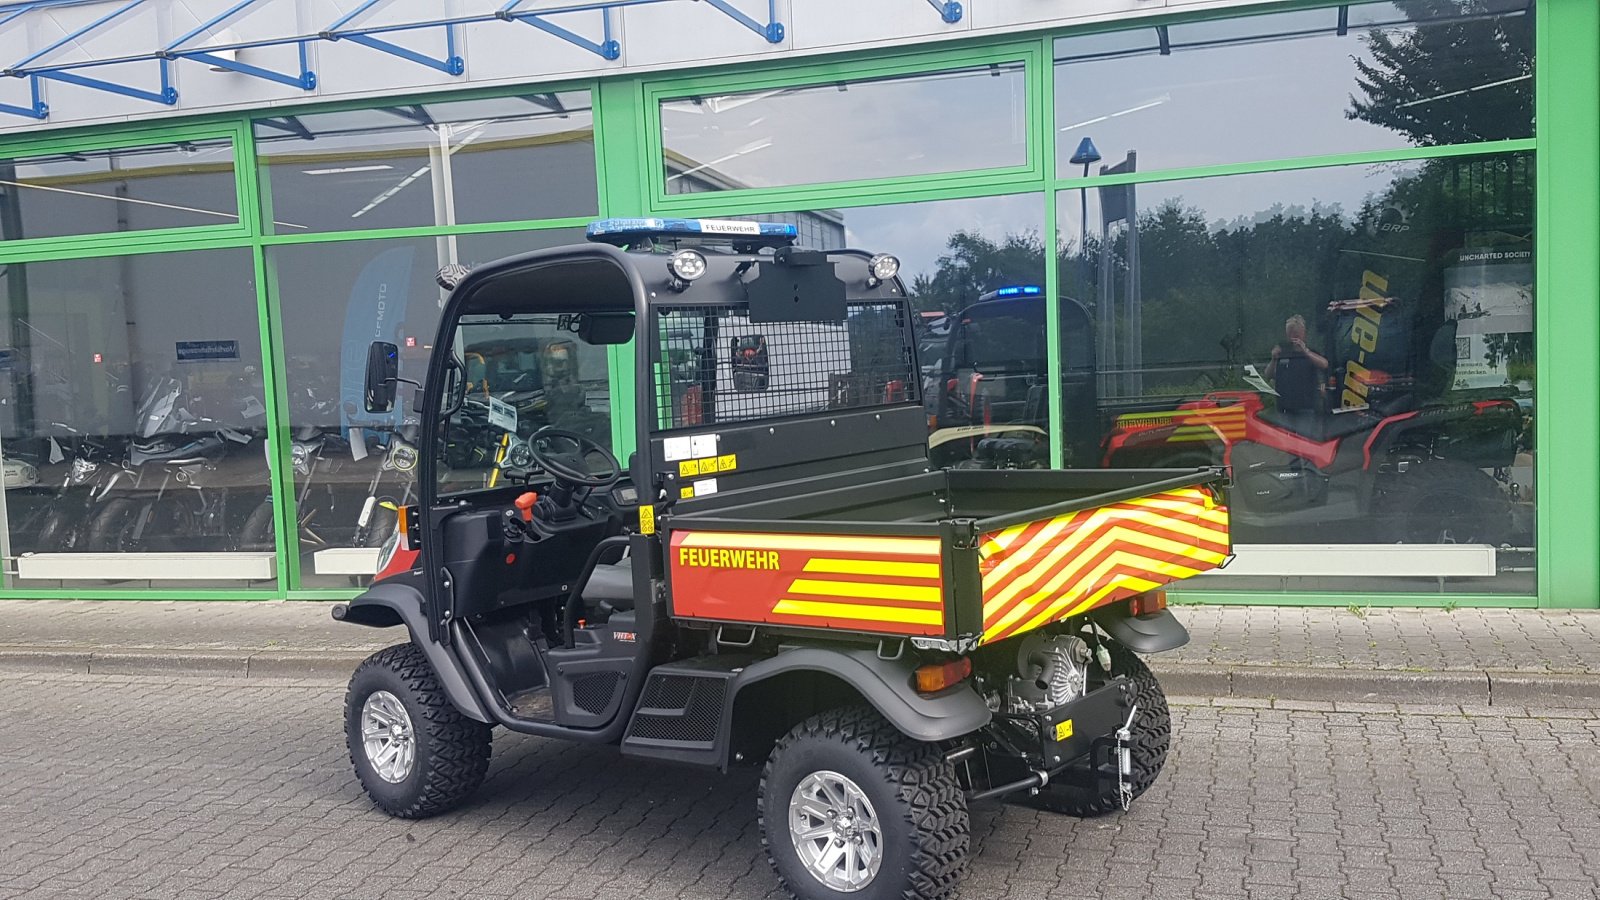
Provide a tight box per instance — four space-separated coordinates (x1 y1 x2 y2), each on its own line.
867 253 900 287
667 249 708 288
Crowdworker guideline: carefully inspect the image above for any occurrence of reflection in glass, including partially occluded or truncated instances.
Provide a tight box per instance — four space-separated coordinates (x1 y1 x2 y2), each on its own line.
437 315 614 497
0 139 237 240
255 92 597 234
662 64 1027 193
1055 0 1533 174
267 229 583 588
1056 152 1535 592
0 249 271 588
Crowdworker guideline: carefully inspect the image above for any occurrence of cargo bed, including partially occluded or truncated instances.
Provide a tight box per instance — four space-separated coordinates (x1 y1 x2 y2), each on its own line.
660 466 1231 647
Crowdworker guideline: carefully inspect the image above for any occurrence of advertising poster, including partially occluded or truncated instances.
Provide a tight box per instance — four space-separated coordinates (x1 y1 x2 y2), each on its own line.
1443 246 1534 391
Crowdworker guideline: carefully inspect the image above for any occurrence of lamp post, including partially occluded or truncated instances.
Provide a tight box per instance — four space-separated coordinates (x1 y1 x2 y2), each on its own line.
1068 137 1102 253
1068 138 1104 395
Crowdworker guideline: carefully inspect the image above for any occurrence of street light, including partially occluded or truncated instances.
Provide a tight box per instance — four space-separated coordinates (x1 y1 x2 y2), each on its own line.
1068 137 1102 251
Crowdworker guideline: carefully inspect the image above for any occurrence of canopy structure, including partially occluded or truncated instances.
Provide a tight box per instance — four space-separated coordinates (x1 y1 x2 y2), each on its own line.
0 0 968 120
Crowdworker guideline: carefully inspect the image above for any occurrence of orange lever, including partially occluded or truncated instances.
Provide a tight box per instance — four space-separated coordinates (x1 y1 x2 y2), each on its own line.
514 492 539 523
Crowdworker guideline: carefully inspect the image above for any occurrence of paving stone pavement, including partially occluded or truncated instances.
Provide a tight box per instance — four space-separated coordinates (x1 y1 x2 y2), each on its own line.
2 672 1598 900
3 600 1597 675
1166 606 1600 673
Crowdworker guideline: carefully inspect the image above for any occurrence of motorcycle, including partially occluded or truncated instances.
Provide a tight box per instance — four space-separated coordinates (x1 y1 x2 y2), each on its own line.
86 374 266 554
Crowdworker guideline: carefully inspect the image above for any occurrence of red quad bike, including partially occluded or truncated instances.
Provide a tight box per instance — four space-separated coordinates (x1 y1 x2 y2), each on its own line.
333 218 1233 900
1103 295 1524 546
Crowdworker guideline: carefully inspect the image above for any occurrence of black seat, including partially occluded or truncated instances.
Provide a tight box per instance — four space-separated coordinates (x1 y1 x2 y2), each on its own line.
580 556 635 611
1258 406 1378 442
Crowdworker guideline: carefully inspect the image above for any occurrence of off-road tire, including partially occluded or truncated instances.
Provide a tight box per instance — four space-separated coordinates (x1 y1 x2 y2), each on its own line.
345 643 492 819
34 505 78 552
1019 642 1171 817
759 705 969 900
1382 459 1511 545
85 497 143 553
238 500 275 552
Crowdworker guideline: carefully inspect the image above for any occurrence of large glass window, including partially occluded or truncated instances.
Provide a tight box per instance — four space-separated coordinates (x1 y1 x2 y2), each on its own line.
267 228 583 588
1054 152 1535 593
0 248 271 588
1055 0 1534 176
255 92 597 234
660 63 1028 193
0 138 238 240
743 195 1048 468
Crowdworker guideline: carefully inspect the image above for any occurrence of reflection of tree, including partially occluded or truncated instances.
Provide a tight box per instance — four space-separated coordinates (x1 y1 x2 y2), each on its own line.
1484 332 1534 378
1347 0 1533 145
913 154 1532 403
907 231 1046 314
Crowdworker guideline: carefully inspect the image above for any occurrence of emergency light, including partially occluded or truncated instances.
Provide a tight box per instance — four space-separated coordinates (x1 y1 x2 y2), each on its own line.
993 285 1043 298
586 217 798 248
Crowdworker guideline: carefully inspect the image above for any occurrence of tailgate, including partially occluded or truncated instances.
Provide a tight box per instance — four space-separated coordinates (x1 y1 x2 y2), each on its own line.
970 482 1229 646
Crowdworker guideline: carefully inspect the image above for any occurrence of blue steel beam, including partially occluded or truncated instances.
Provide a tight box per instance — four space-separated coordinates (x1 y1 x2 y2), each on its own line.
0 73 46 118
500 7 620 61
165 0 315 90
926 0 962 24
10 0 145 69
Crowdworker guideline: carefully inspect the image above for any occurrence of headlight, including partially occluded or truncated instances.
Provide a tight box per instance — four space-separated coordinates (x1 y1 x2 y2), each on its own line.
868 254 900 285
68 459 99 486
667 249 708 287
290 442 312 476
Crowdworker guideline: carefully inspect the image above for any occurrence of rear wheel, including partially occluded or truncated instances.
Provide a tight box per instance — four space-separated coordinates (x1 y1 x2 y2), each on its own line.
1383 459 1511 545
345 643 492 819
760 706 968 900
238 499 275 552
1017 641 1171 817
85 497 144 552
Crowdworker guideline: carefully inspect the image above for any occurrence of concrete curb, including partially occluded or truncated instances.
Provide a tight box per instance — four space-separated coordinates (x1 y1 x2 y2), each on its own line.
0 647 376 681
2 648 1597 707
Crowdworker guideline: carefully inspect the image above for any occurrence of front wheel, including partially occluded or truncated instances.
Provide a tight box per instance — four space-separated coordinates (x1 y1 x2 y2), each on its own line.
760 706 968 900
345 643 492 819
1018 641 1171 817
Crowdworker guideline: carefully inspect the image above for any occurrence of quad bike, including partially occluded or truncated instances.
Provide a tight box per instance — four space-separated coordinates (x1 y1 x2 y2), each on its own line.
333 218 1232 900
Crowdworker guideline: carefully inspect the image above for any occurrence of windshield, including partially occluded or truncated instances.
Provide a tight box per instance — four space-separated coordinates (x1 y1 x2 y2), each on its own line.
436 314 615 495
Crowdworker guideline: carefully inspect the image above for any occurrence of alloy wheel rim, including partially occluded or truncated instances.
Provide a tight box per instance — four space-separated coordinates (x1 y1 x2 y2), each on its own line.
361 690 416 783
789 770 883 892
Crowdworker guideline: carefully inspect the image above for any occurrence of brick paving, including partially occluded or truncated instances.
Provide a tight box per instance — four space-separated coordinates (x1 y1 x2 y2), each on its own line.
1 672 1598 900
1166 606 1600 674
3 600 1597 675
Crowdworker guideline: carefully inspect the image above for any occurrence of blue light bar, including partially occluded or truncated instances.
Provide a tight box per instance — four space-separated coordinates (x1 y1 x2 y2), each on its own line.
992 285 1043 298
586 217 798 247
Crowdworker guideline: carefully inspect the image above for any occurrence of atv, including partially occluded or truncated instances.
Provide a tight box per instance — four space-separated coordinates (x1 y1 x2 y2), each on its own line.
334 218 1232 900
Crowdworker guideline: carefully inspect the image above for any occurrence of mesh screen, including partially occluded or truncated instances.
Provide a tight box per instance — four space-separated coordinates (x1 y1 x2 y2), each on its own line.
651 301 919 431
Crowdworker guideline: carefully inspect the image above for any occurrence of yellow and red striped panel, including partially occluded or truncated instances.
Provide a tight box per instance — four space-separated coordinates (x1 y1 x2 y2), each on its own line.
1114 406 1247 443
668 531 946 636
975 487 1229 645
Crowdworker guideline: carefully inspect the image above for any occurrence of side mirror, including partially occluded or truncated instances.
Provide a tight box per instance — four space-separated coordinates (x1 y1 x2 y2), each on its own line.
364 341 399 413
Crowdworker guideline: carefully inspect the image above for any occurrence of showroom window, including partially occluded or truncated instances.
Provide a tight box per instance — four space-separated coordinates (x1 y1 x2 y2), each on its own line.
0 247 272 588
1054 152 1534 593
659 62 1029 194
0 137 239 241
265 228 584 588
1054 0 1534 176
254 91 598 235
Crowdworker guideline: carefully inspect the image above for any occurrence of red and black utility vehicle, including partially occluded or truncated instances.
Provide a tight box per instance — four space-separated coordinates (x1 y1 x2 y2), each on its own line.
334 219 1231 900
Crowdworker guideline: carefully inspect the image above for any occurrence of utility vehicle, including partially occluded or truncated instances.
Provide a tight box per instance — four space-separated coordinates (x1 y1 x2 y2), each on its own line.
334 218 1231 900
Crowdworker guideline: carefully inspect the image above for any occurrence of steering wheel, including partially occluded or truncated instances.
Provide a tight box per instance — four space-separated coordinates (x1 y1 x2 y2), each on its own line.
527 426 621 488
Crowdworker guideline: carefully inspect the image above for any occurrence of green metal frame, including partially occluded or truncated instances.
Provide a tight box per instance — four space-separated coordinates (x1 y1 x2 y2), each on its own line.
0 0 1590 608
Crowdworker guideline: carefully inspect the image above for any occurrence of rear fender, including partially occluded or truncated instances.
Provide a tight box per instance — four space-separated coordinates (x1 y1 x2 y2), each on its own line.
722 646 992 767
1090 604 1190 653
332 582 491 723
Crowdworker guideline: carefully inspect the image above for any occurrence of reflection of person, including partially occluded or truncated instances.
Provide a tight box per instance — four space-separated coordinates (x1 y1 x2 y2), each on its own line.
1265 315 1328 415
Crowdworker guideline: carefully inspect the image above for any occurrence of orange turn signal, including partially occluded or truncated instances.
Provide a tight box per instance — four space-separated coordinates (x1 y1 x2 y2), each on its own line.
1129 590 1168 617
915 657 972 694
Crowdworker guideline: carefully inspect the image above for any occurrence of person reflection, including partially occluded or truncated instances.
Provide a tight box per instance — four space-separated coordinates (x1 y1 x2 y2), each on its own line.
1265 314 1329 434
